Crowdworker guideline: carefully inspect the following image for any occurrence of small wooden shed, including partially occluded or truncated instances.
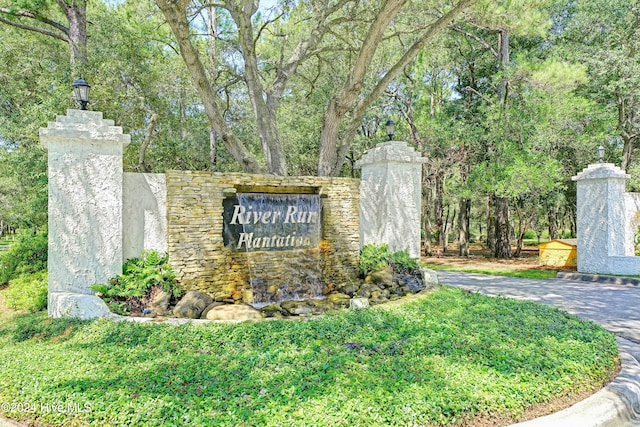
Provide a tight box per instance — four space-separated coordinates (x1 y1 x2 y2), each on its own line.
538 239 577 267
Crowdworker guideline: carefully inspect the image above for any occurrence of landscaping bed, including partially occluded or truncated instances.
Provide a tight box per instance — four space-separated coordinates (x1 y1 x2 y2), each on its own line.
0 287 618 427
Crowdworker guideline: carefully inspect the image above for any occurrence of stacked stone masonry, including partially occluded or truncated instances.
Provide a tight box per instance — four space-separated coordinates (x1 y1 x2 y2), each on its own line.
166 171 360 301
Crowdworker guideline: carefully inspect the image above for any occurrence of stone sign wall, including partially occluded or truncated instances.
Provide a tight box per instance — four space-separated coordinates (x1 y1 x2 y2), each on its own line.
166 171 360 302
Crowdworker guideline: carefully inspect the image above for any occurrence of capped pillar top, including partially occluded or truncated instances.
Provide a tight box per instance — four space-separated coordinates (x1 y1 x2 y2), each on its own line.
356 141 427 168
39 109 130 149
572 163 629 182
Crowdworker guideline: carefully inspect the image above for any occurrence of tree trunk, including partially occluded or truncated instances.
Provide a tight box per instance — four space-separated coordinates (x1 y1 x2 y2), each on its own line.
443 206 456 253
62 0 87 71
137 113 157 173
156 0 265 174
458 198 470 257
231 3 287 175
434 173 445 250
486 196 495 251
548 208 559 240
317 0 474 176
494 196 512 258
209 126 218 169
423 176 433 256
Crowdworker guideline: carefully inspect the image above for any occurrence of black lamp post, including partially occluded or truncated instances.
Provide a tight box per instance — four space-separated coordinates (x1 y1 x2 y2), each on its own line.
72 77 90 110
385 119 396 141
598 145 605 163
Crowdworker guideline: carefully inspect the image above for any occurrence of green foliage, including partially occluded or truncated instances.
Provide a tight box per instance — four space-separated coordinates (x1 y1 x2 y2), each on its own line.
0 229 47 285
90 251 180 315
390 250 419 274
0 287 618 426
360 245 421 275
2 271 47 312
359 244 391 274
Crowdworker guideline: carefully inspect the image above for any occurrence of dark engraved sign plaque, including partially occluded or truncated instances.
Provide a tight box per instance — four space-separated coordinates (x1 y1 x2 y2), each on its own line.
223 193 322 252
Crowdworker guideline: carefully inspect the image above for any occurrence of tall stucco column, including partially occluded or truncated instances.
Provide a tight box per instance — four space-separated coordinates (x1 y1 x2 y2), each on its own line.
40 109 130 319
356 141 427 259
572 163 630 273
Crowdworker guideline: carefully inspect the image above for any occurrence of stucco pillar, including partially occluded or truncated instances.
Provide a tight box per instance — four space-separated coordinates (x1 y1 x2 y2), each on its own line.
572 163 630 273
356 141 427 259
40 109 130 319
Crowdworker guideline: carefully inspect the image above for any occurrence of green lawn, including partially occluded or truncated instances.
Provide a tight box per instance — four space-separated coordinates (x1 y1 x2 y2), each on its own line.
0 287 618 427
423 263 559 280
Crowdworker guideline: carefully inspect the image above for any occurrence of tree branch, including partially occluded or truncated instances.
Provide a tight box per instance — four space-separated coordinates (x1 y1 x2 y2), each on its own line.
0 15 68 42
451 25 498 58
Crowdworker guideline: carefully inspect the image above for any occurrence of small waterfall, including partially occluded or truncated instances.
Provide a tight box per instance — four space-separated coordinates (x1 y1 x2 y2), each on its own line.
235 193 323 307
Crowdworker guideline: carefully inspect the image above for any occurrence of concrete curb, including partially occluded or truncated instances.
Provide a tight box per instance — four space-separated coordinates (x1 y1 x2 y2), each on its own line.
0 415 22 426
510 337 640 426
557 272 640 287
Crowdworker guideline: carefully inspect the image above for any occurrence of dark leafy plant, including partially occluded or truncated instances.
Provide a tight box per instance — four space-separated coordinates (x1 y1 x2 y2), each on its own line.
0 229 47 285
91 251 181 315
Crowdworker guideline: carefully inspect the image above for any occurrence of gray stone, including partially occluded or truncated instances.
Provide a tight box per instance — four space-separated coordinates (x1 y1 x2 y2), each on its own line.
205 304 263 321
149 289 172 315
419 267 440 289
350 297 370 310
173 291 213 319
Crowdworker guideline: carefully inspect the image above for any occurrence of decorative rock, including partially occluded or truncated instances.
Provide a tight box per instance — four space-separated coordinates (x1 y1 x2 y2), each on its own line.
200 302 225 319
326 293 351 307
173 291 213 319
260 303 286 318
365 268 393 286
350 298 370 310
336 282 359 296
205 304 263 321
149 289 172 316
281 300 326 316
419 267 439 289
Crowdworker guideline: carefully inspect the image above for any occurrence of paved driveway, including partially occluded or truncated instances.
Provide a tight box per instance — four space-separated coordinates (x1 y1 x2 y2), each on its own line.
438 271 640 346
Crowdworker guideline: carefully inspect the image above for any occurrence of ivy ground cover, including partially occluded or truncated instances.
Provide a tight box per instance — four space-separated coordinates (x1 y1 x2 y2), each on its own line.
0 287 618 426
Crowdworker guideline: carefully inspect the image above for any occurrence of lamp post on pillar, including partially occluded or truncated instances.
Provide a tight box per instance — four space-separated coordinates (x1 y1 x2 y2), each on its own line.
72 77 90 110
40 81 130 319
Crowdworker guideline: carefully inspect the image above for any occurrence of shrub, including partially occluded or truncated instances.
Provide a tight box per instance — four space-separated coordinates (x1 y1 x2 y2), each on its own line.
0 229 47 285
390 250 419 274
359 244 391 274
2 271 48 312
91 251 181 315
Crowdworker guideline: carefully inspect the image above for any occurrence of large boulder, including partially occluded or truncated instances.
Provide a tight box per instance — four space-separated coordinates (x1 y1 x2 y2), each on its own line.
173 291 213 319
200 302 226 319
205 304 263 321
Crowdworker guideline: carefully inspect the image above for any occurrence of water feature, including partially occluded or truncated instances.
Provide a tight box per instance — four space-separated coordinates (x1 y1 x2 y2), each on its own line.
225 193 324 307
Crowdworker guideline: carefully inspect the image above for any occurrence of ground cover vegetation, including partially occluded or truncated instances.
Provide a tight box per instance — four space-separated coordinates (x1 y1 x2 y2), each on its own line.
0 228 48 312
0 0 637 260
0 287 618 427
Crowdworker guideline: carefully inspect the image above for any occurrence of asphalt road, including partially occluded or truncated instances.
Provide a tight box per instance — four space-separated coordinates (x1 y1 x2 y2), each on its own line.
438 271 640 344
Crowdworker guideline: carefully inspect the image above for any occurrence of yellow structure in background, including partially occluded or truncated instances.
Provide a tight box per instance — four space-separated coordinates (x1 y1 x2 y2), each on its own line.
538 239 577 267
